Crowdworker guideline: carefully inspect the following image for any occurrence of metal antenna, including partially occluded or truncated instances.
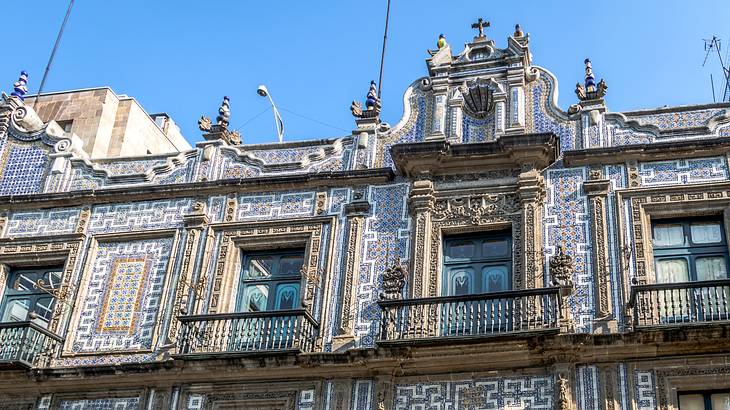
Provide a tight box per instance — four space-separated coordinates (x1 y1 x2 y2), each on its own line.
35 0 75 107
702 36 730 102
376 0 392 98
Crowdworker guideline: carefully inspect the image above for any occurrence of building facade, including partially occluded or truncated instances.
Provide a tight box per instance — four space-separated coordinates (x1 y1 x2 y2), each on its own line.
0 21 729 409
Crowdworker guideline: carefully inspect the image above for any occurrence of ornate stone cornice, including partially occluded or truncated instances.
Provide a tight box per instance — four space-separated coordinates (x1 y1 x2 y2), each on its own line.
390 133 558 177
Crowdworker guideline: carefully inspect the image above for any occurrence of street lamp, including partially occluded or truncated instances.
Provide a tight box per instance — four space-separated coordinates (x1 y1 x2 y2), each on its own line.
257 85 284 143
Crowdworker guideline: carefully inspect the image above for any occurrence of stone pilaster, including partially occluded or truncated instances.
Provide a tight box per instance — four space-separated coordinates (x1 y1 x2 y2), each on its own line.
408 177 435 297
167 201 209 344
332 193 370 351
597 364 621 410
584 171 617 333
506 68 526 133
517 168 545 289
554 364 576 410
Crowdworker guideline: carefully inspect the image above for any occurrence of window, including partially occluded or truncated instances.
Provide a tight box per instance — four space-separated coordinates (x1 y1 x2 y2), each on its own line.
1 266 63 328
236 249 305 312
679 391 730 410
652 217 728 283
442 231 512 296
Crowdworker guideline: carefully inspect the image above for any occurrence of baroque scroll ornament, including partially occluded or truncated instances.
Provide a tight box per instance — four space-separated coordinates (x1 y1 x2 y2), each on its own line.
379 260 406 300
432 194 520 225
550 245 574 287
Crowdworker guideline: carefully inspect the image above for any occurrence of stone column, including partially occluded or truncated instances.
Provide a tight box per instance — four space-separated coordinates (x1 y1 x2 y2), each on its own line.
167 201 209 344
584 170 617 332
517 168 545 289
408 177 435 297
332 191 370 351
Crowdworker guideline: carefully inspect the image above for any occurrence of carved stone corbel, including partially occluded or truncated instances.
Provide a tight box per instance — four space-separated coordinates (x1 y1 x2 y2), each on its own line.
584 175 616 332
408 177 435 297
517 168 545 289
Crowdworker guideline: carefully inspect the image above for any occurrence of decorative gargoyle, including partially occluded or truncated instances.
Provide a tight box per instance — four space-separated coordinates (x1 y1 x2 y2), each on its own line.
575 58 607 101
351 81 381 119
550 245 574 288
379 257 406 301
198 96 241 145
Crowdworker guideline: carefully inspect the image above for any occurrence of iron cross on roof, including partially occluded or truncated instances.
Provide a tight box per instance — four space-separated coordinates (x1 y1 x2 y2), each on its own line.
471 18 490 38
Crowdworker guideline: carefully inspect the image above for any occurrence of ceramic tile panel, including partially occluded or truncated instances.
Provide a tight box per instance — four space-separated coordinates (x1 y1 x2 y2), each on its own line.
638 157 728 186
5 208 80 237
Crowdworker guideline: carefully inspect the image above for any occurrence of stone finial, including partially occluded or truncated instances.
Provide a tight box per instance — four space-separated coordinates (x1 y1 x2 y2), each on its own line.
10 71 29 101
216 96 231 129
351 81 381 119
575 58 608 101
550 245 574 287
514 24 524 38
379 258 406 300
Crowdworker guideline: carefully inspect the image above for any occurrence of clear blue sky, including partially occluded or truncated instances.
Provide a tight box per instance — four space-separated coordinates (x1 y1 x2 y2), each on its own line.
3 1 730 146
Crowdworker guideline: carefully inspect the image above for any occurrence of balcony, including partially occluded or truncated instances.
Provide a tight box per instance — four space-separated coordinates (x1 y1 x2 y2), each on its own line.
629 279 730 327
177 309 319 357
0 321 63 369
378 287 562 344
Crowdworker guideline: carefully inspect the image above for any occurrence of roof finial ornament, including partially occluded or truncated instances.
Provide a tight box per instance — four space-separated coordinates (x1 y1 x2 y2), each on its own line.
351 80 382 119
216 96 231 129
514 24 524 38
198 96 241 145
575 58 608 101
471 18 490 39
10 71 29 101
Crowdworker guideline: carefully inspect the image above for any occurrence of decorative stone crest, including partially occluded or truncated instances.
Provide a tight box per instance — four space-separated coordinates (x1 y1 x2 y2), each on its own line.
351 81 381 119
575 58 607 101
432 194 520 225
550 245 574 287
379 258 406 300
199 96 241 145
459 77 499 118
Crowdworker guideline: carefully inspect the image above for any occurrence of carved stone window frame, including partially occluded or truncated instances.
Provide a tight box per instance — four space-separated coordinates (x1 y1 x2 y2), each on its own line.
63 229 180 357
616 182 730 290
203 216 337 319
0 234 82 335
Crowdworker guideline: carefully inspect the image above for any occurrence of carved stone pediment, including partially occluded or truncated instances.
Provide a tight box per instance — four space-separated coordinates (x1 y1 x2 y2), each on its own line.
432 194 520 225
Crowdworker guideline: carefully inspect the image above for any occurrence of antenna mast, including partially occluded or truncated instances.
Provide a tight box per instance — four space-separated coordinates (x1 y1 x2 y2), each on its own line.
35 0 75 107
703 36 730 102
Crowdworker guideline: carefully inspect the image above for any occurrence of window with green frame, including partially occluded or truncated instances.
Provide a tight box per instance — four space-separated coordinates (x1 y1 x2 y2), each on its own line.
236 249 305 312
651 217 729 283
442 231 512 296
679 391 730 409
0 266 63 327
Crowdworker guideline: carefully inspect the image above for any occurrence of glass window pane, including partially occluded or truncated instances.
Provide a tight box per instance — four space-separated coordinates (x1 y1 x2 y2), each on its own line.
482 265 510 292
691 222 723 244
653 224 684 247
44 270 63 290
1 298 30 322
696 256 728 281
275 283 300 310
279 256 304 276
448 269 474 296
242 285 269 312
482 240 510 258
678 394 705 410
656 258 689 283
711 393 730 410
448 240 475 259
34 297 56 323
246 256 274 278
11 272 39 291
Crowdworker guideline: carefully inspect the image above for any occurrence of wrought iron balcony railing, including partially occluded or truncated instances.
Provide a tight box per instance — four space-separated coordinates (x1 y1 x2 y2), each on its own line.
0 321 63 369
177 309 319 356
629 279 730 327
378 287 561 343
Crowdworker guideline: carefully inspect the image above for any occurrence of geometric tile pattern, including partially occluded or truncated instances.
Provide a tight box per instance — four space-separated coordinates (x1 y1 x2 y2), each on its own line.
298 389 315 410
631 108 724 130
544 167 593 332
5 208 80 237
394 376 553 409
638 156 728 186
462 114 495 143
0 141 49 195
352 379 373 410
606 165 627 329
575 365 599 410
71 237 172 353
634 371 657 410
381 92 427 169
58 398 140 410
237 192 315 220
527 76 578 151
88 199 192 234
355 183 411 347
